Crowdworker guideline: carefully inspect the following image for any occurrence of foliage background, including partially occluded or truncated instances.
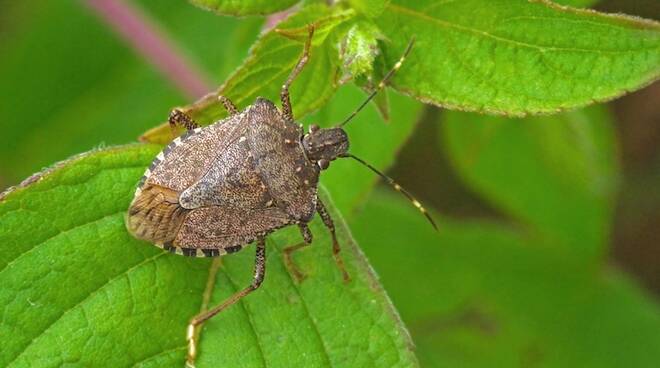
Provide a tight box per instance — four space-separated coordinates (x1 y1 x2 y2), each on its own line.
0 0 659 367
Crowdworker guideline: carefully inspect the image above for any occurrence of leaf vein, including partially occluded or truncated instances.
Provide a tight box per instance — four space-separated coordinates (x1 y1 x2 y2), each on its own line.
0 210 124 275
131 345 186 367
6 252 167 367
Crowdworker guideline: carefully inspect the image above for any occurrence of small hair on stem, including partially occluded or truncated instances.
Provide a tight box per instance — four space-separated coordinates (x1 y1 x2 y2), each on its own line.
340 38 416 127
342 153 438 231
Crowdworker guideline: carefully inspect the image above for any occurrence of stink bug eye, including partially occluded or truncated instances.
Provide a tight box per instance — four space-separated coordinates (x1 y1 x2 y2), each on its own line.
317 159 330 170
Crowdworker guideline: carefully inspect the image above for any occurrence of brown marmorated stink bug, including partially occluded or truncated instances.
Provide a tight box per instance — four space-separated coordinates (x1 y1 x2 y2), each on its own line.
125 25 436 367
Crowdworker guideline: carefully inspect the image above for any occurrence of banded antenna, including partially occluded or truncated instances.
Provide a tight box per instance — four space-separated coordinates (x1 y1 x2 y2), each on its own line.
339 38 416 127
337 38 436 230
342 153 438 231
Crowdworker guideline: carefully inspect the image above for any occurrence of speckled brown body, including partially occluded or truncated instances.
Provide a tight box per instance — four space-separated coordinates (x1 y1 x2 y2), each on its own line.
126 98 320 256
123 26 422 367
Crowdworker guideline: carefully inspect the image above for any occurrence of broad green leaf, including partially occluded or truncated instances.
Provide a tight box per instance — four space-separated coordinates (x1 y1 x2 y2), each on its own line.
441 105 619 258
353 191 660 368
373 0 660 116
348 0 391 18
143 4 355 144
303 84 423 219
0 146 418 367
0 0 261 186
189 0 299 16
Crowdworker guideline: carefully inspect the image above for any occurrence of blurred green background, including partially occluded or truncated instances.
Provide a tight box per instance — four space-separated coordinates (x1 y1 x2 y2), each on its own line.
1 0 658 367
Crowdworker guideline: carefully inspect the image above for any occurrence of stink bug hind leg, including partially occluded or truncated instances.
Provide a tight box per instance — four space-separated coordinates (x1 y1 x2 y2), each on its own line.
186 239 267 367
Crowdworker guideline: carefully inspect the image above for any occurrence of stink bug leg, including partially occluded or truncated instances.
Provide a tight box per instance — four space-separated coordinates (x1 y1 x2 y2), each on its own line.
283 200 351 283
283 224 313 281
218 95 239 115
169 108 199 131
280 24 314 122
186 238 267 367
316 199 350 282
168 108 199 138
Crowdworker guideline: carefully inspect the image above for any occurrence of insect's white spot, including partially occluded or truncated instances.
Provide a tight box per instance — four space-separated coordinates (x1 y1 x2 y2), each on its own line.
394 183 402 190
266 200 273 207
304 179 310 185
195 249 204 257
239 136 247 143
156 152 165 161
134 188 142 197
260 183 266 190
175 247 183 255
296 166 302 173
412 200 422 209
173 137 182 145
284 139 292 144
394 61 403 69
194 127 202 133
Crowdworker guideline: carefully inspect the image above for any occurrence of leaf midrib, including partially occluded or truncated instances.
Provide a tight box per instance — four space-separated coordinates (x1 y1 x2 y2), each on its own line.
388 3 658 54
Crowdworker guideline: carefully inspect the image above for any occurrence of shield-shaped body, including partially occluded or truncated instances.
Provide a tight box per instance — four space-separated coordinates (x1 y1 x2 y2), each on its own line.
126 98 320 256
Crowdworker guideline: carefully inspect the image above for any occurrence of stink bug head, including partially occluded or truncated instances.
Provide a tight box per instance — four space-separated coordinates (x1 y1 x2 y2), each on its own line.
302 125 349 169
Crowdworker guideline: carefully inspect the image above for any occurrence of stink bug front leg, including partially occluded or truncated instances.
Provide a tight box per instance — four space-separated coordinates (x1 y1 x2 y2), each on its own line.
280 24 314 123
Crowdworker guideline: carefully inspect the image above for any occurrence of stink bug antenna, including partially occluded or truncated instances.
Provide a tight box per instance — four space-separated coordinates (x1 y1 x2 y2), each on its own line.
342 153 438 231
340 38 416 127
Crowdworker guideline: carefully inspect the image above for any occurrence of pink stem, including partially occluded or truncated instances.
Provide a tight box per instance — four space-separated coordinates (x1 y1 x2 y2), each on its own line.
85 0 213 99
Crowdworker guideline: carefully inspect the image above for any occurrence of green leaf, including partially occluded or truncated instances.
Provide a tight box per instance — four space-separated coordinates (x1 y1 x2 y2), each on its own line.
189 0 299 16
0 146 418 367
143 4 355 144
353 191 660 368
373 0 660 116
441 105 619 258
0 0 261 186
348 0 391 18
